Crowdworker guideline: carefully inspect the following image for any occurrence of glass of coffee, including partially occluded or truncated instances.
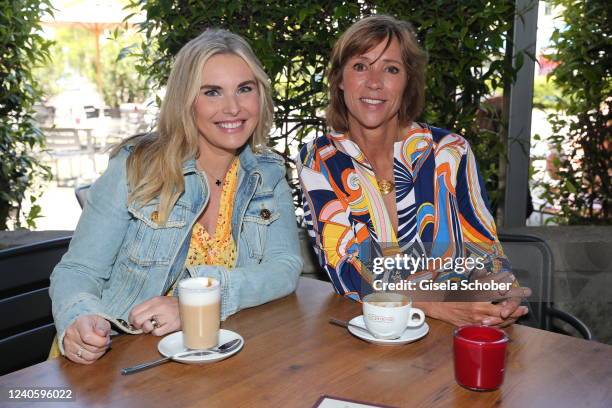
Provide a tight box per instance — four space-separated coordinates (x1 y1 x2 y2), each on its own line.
178 277 220 349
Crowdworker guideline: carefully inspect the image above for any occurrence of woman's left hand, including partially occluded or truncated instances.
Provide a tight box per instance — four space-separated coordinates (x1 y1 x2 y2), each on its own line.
482 297 528 327
128 296 180 336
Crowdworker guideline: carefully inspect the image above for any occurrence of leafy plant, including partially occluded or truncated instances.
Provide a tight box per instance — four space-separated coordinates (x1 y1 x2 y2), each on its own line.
538 0 611 224
0 0 54 230
126 0 521 216
533 75 562 110
126 0 366 198
373 0 518 217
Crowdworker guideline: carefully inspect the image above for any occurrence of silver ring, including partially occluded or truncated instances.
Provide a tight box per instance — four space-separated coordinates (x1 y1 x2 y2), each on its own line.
150 317 160 329
76 346 83 358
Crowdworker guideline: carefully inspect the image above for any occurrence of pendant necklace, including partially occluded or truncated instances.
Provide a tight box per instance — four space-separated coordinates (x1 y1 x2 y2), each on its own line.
376 132 401 195
196 154 229 188
201 166 226 187
210 173 225 187
348 131 396 195
377 178 395 195
203 169 225 187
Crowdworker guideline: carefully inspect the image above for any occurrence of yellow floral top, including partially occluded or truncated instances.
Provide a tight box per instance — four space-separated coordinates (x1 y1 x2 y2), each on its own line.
185 158 239 268
48 159 240 360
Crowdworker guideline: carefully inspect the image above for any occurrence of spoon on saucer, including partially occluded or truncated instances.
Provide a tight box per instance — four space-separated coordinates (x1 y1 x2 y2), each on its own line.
121 338 242 375
329 317 372 335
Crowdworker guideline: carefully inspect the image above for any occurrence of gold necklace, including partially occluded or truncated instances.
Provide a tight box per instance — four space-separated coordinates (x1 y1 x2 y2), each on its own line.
345 131 396 195
377 179 395 195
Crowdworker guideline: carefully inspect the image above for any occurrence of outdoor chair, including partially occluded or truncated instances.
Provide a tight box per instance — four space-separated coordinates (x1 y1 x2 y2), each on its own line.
498 233 593 340
299 227 330 282
42 127 96 186
0 236 72 375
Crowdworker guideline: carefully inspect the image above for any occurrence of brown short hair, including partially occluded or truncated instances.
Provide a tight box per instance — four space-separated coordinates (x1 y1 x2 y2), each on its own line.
326 15 428 132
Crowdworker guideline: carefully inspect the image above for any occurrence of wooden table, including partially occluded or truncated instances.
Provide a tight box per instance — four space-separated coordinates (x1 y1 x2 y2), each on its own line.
1 278 611 407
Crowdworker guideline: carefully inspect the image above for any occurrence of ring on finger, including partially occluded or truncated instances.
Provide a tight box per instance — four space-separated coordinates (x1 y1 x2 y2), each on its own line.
150 316 161 330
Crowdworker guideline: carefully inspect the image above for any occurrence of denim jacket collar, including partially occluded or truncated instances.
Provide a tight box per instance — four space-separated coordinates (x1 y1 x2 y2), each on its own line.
179 145 285 213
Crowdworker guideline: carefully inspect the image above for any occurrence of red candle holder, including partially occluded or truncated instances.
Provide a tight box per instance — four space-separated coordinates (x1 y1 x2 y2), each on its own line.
453 325 509 391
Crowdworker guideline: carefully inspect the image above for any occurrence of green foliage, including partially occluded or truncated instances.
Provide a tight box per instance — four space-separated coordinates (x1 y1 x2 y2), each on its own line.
104 27 150 107
539 0 611 224
374 0 518 212
126 0 363 196
533 75 562 110
127 0 520 209
0 0 54 230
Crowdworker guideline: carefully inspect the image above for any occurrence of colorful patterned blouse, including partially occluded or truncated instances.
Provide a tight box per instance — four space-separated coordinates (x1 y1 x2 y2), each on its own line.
297 122 511 300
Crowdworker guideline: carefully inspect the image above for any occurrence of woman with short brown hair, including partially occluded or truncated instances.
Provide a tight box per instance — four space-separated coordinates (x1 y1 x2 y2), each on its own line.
326 15 427 132
298 15 530 327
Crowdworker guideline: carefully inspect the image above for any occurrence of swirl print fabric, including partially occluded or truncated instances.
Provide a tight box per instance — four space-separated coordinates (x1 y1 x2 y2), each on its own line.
296 122 510 299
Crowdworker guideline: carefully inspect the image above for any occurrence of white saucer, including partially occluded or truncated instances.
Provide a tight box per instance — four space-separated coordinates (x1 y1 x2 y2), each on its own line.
347 315 429 346
158 329 244 364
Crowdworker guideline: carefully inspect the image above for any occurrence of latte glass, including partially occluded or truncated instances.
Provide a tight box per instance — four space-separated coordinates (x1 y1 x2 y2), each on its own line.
178 277 220 349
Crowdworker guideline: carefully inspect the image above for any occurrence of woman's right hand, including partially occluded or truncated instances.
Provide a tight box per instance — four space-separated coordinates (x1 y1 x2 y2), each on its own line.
63 314 111 364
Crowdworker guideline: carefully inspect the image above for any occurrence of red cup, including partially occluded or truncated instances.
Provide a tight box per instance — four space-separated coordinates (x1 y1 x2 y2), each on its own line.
453 325 509 391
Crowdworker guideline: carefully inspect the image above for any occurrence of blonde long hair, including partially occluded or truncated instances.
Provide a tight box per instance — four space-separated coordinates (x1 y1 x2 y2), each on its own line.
112 29 274 224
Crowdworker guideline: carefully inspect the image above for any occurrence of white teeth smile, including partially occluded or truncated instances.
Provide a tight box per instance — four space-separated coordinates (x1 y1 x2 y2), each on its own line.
217 121 244 129
361 98 384 105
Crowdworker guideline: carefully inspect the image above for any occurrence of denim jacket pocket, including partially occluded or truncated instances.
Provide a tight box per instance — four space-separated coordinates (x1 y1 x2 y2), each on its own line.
125 201 188 266
241 196 279 261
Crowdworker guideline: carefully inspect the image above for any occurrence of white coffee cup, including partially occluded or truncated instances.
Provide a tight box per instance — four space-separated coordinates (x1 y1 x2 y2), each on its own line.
362 293 425 340
178 277 220 349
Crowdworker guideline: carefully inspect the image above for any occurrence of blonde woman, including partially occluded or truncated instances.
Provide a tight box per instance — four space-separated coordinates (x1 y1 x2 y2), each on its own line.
49 29 303 364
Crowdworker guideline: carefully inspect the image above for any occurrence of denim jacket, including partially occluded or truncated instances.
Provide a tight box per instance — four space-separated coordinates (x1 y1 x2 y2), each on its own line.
50 145 303 355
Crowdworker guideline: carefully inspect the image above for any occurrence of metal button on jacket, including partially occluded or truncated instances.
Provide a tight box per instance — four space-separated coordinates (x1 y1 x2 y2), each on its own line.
260 209 271 220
